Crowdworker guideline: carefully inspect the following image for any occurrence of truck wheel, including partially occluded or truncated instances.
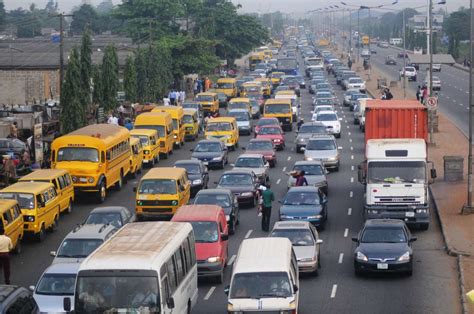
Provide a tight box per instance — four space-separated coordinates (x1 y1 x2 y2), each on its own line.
115 173 124 190
419 223 429 231
36 225 46 242
97 181 106 203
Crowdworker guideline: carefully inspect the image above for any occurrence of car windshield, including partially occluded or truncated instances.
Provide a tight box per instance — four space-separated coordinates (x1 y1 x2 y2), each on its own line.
207 122 232 132
183 115 194 124
293 164 324 175
217 83 234 89
182 103 199 110
352 94 366 100
132 135 150 146
230 272 292 299
299 125 327 134
228 112 249 122
316 99 333 105
270 229 315 246
244 86 260 92
284 191 320 205
219 174 253 186
76 276 159 312
316 113 337 122
57 239 103 258
58 147 99 162
349 78 363 84
194 142 222 153
316 93 332 99
190 221 219 243
316 106 333 113
196 95 214 102
176 163 200 175
229 102 248 109
306 139 336 150
259 127 281 135
368 161 426 184
194 194 231 212
317 84 330 89
0 192 35 209
235 157 263 168
265 104 291 114
247 141 273 151
36 273 76 296
134 125 166 138
85 213 122 228
138 179 177 194
361 227 407 243
257 119 278 126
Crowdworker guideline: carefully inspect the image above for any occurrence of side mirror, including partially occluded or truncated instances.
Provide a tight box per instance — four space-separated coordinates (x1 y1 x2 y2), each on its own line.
431 168 437 179
358 163 367 184
293 284 299 292
316 239 323 244
29 285 35 292
50 251 57 257
221 234 229 241
241 147 246 150
224 285 230 295
189 149 194 152
410 236 418 242
63 297 71 312
133 187 137 192
167 297 175 309
351 236 359 242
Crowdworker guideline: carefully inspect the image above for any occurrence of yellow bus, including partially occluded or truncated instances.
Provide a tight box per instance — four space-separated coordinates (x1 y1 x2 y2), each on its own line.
270 71 285 87
130 129 160 167
134 112 174 159
152 106 185 148
254 78 272 98
51 124 131 203
183 109 199 141
264 98 293 131
216 78 237 98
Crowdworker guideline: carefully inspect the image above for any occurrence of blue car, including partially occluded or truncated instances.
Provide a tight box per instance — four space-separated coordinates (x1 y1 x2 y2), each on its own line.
279 186 328 229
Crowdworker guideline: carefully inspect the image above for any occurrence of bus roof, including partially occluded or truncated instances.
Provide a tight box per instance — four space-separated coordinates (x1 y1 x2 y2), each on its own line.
141 167 186 180
130 129 158 137
207 117 236 124
229 98 250 103
172 205 223 222
1 181 53 194
196 92 217 97
217 78 236 83
19 169 69 181
0 199 18 210
265 98 292 105
135 112 172 124
56 124 130 148
79 222 193 271
152 106 184 117
233 238 293 274
183 109 198 115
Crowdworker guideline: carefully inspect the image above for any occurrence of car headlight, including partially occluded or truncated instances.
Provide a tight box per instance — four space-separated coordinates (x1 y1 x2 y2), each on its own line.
416 209 428 214
274 139 281 142
368 209 379 214
280 214 290 219
24 215 35 222
207 256 222 263
144 150 150 154
297 138 306 143
305 157 314 161
212 156 222 161
356 251 368 262
398 252 411 262
300 257 316 262
173 135 177 139
241 192 253 197
88 177 94 183
327 156 338 161
307 215 323 219
192 179 202 185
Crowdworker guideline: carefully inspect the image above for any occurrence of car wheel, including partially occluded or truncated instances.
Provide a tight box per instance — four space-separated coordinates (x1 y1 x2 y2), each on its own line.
115 173 124 190
36 225 46 242
406 268 413 276
354 268 363 277
229 218 235 235
13 239 21 254
66 200 73 214
215 270 224 284
221 160 225 169
419 223 429 231
97 181 106 203
49 215 59 232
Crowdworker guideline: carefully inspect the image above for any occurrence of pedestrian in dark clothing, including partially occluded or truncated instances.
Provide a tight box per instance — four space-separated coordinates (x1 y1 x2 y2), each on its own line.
297 118 304 131
260 183 274 232
348 58 353 70
0 228 12 284
385 88 393 100
295 170 308 186
464 58 467 67
416 86 421 101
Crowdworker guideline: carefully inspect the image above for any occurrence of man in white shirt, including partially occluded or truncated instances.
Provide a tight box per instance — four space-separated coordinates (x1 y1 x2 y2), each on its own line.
0 228 12 284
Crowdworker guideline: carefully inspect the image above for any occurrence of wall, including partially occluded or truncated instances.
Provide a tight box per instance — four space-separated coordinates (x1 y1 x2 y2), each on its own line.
0 69 60 104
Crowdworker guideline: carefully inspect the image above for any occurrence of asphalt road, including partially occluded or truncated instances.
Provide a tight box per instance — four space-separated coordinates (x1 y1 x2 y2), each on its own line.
365 44 470 136
11 51 460 314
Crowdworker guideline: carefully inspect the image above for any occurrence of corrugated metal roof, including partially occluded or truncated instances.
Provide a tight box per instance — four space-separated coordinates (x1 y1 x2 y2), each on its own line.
408 54 455 65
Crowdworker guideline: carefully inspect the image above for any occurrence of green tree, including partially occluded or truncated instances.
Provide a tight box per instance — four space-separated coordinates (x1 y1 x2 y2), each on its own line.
92 65 103 105
96 0 114 14
445 9 469 59
101 45 119 111
60 48 85 133
134 49 147 103
71 4 101 35
0 1 5 31
123 55 137 102
145 44 172 102
80 26 92 107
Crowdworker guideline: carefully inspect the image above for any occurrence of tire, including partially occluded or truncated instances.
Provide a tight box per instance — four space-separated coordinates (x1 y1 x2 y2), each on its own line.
406 268 413 276
66 200 73 214
334 166 339 172
419 223 429 231
220 160 225 169
229 218 236 235
97 181 106 203
13 238 21 254
36 225 45 242
354 268 363 277
336 133 341 138
215 270 224 284
49 215 59 232
115 173 124 191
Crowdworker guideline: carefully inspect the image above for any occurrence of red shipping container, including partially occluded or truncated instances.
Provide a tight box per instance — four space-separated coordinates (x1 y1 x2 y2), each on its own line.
364 100 428 144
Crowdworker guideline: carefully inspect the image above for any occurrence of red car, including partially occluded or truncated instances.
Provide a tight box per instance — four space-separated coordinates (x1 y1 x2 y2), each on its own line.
256 125 285 150
244 138 277 167
254 117 280 136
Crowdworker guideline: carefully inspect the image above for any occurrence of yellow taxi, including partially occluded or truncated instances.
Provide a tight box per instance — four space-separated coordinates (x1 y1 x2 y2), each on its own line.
130 129 159 167
241 82 263 98
270 71 285 87
205 117 239 150
134 112 174 159
216 78 237 99
254 78 272 98
195 92 219 114
152 106 185 148
263 98 293 131
129 137 144 178
0 199 24 253
183 109 199 141
228 98 251 114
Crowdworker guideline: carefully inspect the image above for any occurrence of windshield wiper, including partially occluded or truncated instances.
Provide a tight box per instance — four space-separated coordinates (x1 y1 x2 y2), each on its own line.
257 293 288 298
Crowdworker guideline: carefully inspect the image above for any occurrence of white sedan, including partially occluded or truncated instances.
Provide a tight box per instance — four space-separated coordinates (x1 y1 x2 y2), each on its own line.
313 110 341 138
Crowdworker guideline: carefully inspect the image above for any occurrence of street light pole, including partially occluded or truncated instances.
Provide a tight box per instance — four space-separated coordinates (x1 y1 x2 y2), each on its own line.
403 9 407 99
465 0 474 213
357 9 360 63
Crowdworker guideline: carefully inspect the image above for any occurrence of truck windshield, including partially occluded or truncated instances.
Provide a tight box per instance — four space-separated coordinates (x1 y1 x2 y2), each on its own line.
368 161 426 184
230 272 292 299
58 147 99 162
76 275 160 313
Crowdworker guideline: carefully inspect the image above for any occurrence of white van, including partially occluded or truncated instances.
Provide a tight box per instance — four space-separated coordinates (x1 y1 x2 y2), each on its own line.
389 38 403 45
226 237 299 313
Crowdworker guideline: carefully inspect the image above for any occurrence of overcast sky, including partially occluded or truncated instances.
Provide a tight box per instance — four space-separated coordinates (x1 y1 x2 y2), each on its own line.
3 0 468 14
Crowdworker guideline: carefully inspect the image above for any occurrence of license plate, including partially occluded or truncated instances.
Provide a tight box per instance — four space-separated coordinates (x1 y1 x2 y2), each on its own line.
405 212 415 217
377 263 388 270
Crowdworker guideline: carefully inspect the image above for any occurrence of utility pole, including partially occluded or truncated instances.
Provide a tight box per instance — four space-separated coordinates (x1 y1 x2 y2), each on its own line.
428 0 435 145
357 9 360 63
403 9 407 99
51 13 73 89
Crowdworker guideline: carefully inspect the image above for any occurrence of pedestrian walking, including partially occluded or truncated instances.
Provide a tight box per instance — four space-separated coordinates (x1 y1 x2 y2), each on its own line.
260 183 274 232
416 86 421 101
2 155 15 187
422 86 428 104
295 170 308 186
193 80 199 96
169 90 176 105
0 228 12 284
348 58 353 70
179 90 186 105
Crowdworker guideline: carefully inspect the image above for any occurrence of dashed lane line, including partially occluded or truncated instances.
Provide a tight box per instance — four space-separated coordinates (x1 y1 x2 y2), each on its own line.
348 208 352 215
344 228 349 237
204 287 216 301
338 253 344 264
351 165 355 171
350 177 354 183
350 191 353 198
276 178 281 185
282 167 287 172
227 254 236 266
330 284 338 298
244 229 253 239
351 155 354 160
287 156 291 161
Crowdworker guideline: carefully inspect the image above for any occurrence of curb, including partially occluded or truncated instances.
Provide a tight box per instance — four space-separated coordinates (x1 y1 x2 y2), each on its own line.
458 255 469 314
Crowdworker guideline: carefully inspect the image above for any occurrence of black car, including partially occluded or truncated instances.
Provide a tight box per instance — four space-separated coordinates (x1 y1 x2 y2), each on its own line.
352 219 416 276
216 92 228 108
191 140 228 169
84 206 135 229
385 55 397 65
215 169 259 208
194 189 239 234
174 159 209 196
0 285 38 313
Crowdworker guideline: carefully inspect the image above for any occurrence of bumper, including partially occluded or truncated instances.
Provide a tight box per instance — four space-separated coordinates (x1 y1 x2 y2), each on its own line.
364 205 430 226
136 206 178 219
280 216 323 227
238 127 252 135
197 261 224 277
236 195 255 206
355 260 412 273
298 259 318 273
322 160 339 169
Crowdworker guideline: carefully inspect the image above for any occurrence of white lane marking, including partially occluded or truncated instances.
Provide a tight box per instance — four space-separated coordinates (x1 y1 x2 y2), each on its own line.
459 103 464 106
291 148 294 152
351 155 354 160
331 284 338 298
338 253 344 264
245 229 253 239
351 165 355 171
348 207 352 215
453 99 457 103
276 178 281 184
348 132 351 136
350 146 353 151
351 177 354 183
345 120 348 123
446 95 450 99
346 125 349 129
227 254 236 266
350 191 353 198
204 286 216 300
344 228 349 237
287 156 291 161
349 138 352 143
338 146 343 150
282 167 287 172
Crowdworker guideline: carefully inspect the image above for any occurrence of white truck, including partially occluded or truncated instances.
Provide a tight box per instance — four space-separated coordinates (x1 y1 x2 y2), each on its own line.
358 139 437 230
